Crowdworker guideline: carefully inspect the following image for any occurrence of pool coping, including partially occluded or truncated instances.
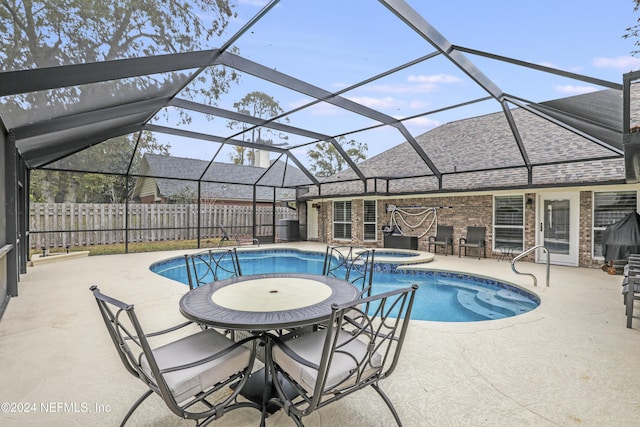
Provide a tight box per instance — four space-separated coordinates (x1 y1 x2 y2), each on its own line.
354 247 434 265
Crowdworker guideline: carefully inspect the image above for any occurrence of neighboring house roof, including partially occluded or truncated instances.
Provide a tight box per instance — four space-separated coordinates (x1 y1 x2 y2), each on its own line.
132 154 307 201
306 88 629 197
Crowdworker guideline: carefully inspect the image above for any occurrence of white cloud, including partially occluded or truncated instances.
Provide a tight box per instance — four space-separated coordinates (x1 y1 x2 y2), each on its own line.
363 74 461 95
555 85 599 95
593 56 640 71
407 74 461 84
400 116 441 132
346 96 400 109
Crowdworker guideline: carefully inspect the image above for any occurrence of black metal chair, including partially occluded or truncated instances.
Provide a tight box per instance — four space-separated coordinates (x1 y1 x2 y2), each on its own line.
459 226 486 259
184 248 242 290
265 284 418 427
322 245 375 300
218 224 259 247
623 254 640 328
427 225 453 255
90 286 261 426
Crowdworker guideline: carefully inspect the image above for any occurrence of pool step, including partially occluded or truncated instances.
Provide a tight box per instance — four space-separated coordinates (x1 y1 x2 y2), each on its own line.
454 287 533 319
474 290 519 316
456 289 499 320
495 289 538 308
439 278 537 315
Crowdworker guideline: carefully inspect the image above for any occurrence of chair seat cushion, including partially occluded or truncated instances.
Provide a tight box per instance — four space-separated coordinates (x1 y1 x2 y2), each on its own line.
272 329 382 395
141 329 251 403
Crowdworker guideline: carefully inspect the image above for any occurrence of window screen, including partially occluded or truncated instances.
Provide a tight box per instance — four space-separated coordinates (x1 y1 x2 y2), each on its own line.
363 200 376 241
333 201 352 240
494 195 524 252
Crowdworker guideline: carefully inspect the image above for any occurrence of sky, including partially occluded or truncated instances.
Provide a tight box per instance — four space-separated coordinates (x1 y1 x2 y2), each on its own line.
161 0 640 166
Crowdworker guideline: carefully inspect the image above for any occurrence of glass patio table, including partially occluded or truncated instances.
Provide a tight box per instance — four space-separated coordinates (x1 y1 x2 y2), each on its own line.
179 273 359 417
179 273 358 331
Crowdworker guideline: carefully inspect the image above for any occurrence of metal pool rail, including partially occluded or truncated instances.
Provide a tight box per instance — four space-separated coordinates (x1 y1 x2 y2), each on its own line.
511 245 550 287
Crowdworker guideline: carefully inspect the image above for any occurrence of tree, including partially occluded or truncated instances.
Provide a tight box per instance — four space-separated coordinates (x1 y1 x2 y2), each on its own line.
227 91 289 165
307 136 368 178
29 131 171 203
624 1 640 56
1 0 239 201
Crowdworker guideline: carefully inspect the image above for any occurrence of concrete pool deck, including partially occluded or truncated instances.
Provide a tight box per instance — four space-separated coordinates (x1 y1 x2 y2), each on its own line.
1 242 640 426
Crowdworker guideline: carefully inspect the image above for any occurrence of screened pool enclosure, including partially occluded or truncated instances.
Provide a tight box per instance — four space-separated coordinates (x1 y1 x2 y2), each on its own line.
1 0 636 307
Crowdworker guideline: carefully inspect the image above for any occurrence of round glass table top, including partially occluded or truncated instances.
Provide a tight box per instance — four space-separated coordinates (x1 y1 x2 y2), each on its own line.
179 273 358 330
211 277 332 312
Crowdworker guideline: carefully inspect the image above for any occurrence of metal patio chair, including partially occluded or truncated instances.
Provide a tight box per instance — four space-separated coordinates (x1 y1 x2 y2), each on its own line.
184 248 242 290
623 254 640 328
322 245 375 300
265 284 418 427
217 224 259 247
90 286 260 426
459 226 487 259
427 225 453 255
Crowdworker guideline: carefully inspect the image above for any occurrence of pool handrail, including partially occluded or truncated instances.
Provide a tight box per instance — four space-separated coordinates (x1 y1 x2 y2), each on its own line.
511 245 550 287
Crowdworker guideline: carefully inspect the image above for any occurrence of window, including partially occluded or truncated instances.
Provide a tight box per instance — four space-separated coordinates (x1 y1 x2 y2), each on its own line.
592 191 637 258
333 201 352 240
363 200 377 241
494 195 524 252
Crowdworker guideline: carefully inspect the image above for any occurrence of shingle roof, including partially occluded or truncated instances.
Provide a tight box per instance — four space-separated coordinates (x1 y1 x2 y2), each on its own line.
305 89 626 197
138 154 307 201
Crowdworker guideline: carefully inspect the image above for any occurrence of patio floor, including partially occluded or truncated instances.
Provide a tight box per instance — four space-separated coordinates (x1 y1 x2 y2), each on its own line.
1 242 639 426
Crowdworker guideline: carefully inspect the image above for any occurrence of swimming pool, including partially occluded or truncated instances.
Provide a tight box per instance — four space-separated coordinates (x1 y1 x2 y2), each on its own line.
151 248 539 322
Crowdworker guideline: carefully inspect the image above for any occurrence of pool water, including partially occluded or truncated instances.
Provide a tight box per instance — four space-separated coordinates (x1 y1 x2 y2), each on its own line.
151 249 539 322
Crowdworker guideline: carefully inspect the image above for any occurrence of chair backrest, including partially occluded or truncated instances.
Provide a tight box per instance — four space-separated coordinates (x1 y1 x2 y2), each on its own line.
90 285 258 423
184 248 242 290
218 224 231 239
465 226 486 244
89 286 183 414
322 245 375 298
435 225 453 241
270 284 418 417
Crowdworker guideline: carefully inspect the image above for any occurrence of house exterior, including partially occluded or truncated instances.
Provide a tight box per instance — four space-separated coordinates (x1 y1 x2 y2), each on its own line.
131 153 300 205
300 88 640 268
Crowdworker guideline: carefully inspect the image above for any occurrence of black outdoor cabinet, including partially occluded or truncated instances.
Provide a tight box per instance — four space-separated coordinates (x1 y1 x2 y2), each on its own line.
383 235 418 250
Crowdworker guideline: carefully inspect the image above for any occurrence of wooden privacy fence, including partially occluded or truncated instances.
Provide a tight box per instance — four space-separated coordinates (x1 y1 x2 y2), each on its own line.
29 203 297 249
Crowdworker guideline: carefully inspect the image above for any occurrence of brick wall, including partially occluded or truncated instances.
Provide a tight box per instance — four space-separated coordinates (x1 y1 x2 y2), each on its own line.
314 190 611 268
384 195 494 255
311 188 631 269
321 195 498 257
579 191 602 268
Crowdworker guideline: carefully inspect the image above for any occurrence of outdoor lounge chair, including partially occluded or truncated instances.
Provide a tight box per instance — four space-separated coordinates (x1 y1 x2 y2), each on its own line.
459 226 486 259
184 248 242 290
90 286 260 426
265 284 418 427
427 225 453 255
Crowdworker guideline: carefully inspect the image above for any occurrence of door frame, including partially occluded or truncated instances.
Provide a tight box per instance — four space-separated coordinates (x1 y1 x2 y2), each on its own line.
307 201 319 240
536 192 580 266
